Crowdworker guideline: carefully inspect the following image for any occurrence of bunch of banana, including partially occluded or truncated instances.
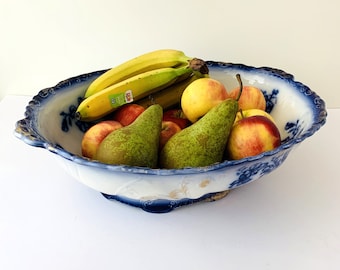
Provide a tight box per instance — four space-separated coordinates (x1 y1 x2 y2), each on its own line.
76 49 209 121
84 49 192 98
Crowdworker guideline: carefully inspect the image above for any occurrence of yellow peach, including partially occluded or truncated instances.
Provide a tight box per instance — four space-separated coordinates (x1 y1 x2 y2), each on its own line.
181 78 228 123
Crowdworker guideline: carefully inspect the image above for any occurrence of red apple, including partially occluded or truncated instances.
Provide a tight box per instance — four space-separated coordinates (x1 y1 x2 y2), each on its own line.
159 121 181 150
163 109 191 129
226 115 281 160
112 104 145 126
81 120 123 159
181 78 228 123
229 85 266 111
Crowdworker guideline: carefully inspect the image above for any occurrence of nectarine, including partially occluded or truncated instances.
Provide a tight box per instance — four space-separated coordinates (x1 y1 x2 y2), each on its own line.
226 115 281 160
159 121 181 150
234 109 276 126
163 109 190 129
112 104 145 126
81 120 123 159
229 85 266 111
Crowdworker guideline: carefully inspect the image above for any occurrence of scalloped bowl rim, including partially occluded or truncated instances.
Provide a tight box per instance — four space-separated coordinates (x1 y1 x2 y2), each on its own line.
14 61 327 176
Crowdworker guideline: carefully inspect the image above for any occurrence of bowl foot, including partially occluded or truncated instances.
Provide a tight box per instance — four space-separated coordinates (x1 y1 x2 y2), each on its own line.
101 190 230 213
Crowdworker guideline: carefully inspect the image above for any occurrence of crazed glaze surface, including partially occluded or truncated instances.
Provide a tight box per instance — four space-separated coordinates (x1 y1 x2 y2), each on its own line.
14 62 327 213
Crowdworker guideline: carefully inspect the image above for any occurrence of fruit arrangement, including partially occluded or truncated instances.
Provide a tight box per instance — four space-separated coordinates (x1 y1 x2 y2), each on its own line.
77 49 282 169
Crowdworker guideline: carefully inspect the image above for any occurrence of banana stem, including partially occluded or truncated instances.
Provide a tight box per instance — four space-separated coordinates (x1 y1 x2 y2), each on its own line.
189 58 209 75
235 73 243 101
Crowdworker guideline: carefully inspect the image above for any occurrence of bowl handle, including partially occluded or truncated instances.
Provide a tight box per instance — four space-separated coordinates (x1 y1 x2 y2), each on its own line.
14 118 46 148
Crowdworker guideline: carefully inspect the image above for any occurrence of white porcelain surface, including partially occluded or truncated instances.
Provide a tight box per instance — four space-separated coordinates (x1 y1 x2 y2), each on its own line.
14 62 327 212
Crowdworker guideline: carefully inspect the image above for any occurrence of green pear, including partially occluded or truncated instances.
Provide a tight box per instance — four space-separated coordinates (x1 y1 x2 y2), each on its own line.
159 99 238 169
95 104 163 168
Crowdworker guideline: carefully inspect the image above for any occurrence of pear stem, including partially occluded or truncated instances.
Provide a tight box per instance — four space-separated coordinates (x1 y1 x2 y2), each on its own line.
235 74 243 101
239 109 244 119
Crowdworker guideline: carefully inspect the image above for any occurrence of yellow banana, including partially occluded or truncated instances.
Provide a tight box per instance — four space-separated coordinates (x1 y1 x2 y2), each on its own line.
137 72 209 110
84 49 192 98
76 65 194 121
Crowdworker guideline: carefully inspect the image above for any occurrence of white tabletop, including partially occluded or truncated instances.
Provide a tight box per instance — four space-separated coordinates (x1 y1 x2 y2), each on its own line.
1 95 339 270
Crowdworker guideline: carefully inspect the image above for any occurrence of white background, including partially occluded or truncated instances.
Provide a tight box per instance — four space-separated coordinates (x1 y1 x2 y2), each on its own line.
1 1 340 269
1 0 339 107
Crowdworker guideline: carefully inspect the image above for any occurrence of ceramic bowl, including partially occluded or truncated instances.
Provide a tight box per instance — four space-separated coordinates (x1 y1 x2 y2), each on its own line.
14 61 327 213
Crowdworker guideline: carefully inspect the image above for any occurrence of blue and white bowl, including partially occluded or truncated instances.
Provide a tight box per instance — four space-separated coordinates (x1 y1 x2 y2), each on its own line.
14 61 327 213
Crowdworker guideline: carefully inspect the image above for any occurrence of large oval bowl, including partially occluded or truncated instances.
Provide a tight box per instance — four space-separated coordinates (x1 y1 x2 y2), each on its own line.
14 62 327 213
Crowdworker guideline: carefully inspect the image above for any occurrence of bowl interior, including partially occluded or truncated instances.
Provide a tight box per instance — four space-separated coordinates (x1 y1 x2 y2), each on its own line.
16 62 327 171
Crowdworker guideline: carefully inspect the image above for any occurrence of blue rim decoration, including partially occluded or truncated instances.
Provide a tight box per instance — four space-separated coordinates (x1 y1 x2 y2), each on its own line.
14 62 327 212
14 61 327 176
